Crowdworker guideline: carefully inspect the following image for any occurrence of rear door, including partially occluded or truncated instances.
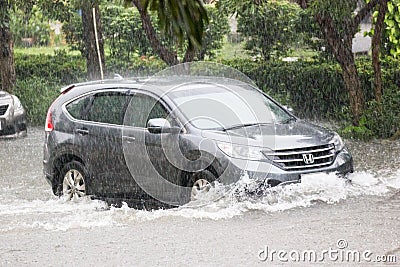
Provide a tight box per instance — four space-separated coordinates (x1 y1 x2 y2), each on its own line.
78 89 132 197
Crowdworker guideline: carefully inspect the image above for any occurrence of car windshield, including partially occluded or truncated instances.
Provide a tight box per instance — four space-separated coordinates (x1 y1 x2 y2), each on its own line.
167 83 292 130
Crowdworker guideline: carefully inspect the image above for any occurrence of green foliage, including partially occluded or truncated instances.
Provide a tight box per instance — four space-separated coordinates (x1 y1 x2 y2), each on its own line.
220 58 347 119
311 0 357 22
236 1 303 60
339 116 374 140
14 78 60 125
135 0 209 48
221 57 400 140
12 51 166 125
195 5 230 60
66 4 229 61
106 56 167 77
363 84 400 138
340 77 400 139
62 10 85 54
101 5 158 59
14 50 87 85
370 0 400 58
12 49 400 138
10 5 51 47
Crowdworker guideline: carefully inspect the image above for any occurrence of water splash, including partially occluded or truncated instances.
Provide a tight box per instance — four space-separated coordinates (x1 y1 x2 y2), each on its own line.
2 171 397 232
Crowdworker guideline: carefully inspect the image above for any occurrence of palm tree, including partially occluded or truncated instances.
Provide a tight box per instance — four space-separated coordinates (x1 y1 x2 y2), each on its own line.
127 0 209 65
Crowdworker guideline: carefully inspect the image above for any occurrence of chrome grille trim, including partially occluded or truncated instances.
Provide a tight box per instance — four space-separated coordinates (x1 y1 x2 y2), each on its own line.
265 146 334 156
283 161 333 170
264 144 336 171
275 153 335 163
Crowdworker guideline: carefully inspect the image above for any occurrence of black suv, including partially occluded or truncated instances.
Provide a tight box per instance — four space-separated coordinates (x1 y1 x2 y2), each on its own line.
43 76 353 207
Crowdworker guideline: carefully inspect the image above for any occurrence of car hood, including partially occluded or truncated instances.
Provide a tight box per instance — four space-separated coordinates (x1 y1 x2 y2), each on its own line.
201 120 334 150
0 91 13 104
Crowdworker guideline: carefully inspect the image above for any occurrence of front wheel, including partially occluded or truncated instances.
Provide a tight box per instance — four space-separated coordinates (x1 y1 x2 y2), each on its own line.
180 170 216 204
59 161 87 200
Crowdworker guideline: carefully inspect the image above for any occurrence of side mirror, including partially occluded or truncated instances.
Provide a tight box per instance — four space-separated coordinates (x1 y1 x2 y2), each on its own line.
283 105 294 114
147 118 181 134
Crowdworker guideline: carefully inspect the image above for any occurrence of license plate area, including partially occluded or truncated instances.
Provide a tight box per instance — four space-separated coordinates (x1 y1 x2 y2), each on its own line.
301 172 326 180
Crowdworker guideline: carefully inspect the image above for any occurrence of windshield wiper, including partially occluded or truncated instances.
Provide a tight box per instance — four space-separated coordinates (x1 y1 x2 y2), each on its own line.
280 117 297 124
222 123 269 132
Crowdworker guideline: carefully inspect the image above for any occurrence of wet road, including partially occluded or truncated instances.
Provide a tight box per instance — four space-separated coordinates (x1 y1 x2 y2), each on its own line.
0 127 399 266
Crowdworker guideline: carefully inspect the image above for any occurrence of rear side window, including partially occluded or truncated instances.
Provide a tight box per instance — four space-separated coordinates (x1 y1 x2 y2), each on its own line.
88 92 129 125
66 95 91 120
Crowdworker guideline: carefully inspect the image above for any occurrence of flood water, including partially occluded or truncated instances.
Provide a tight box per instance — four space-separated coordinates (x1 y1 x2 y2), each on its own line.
0 127 399 266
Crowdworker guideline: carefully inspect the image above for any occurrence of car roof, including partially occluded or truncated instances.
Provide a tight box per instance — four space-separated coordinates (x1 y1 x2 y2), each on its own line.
61 76 257 99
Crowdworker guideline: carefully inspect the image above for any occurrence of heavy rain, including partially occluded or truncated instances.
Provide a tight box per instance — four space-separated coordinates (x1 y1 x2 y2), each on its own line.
1 127 400 265
0 0 400 266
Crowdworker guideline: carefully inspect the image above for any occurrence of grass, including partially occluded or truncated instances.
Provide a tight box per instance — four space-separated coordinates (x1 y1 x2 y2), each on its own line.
14 46 81 56
219 38 317 61
14 41 317 62
218 40 251 60
287 47 318 60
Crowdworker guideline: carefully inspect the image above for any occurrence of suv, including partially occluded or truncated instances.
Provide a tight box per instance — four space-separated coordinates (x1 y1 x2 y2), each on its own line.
43 76 353 207
0 91 27 137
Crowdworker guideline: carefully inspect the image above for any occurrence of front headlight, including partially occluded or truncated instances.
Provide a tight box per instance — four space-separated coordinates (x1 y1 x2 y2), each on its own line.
217 142 263 160
331 132 344 152
12 96 23 111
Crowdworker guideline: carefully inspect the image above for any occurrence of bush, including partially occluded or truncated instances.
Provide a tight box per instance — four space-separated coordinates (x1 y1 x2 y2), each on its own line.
363 85 400 139
14 78 60 125
12 51 400 137
221 58 346 119
14 50 87 85
222 57 400 139
106 56 167 77
12 52 167 125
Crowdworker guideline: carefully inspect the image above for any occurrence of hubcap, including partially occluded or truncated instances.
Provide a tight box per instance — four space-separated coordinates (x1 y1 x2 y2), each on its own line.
63 169 86 200
191 179 210 201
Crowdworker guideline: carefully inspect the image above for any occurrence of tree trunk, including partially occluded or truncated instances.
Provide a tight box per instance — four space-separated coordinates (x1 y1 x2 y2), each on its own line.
371 0 388 107
341 62 364 125
81 1 105 80
315 13 365 126
133 0 178 66
183 44 196 62
0 2 16 94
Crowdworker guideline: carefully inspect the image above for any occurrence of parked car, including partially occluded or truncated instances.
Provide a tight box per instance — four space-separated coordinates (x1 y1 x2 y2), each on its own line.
43 76 353 207
0 91 27 137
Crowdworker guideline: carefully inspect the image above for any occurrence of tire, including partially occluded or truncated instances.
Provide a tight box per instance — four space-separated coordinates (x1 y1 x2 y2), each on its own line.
180 170 216 204
58 161 87 200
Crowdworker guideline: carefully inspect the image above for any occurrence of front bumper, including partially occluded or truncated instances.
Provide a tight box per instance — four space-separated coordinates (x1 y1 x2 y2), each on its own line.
0 108 27 137
218 147 353 185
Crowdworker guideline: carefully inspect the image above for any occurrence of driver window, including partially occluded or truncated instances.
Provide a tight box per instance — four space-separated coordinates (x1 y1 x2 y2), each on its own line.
126 94 172 128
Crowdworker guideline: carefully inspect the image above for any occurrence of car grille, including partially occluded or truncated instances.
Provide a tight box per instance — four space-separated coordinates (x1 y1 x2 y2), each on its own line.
264 144 336 171
0 104 9 116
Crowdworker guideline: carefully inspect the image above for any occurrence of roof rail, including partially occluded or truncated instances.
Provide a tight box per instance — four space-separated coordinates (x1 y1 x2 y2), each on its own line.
59 77 153 94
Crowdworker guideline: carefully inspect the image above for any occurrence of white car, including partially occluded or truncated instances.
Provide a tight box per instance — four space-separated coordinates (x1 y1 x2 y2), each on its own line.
0 91 27 137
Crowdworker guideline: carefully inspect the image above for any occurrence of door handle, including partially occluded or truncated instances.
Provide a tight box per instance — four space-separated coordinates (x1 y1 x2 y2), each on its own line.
75 128 89 135
123 136 136 143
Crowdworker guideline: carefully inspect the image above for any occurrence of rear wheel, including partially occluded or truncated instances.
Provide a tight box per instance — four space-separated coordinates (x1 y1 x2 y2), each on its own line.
59 161 87 200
